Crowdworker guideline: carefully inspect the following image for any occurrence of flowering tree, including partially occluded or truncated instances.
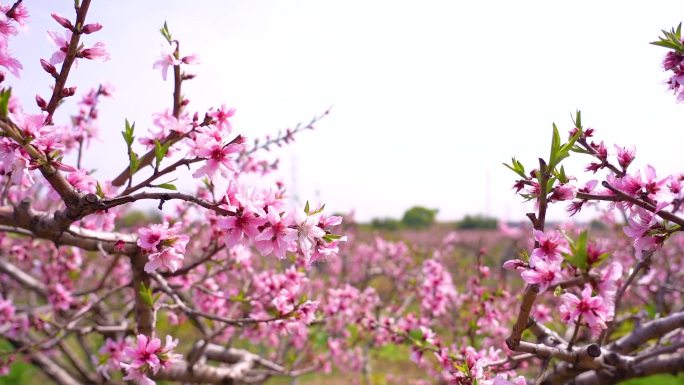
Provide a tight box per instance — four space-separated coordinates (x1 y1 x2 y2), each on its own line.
0 1 348 384
0 1 683 385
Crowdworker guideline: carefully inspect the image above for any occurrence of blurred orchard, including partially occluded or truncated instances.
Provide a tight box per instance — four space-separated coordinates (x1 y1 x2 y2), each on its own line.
0 1 682 385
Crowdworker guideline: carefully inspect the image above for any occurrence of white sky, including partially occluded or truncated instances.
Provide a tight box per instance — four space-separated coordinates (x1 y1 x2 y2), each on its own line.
8 0 684 222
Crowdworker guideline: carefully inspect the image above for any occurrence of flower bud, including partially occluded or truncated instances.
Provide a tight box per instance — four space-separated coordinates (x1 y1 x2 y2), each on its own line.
82 23 103 34
35 95 47 109
40 59 58 77
61 87 77 97
51 13 74 30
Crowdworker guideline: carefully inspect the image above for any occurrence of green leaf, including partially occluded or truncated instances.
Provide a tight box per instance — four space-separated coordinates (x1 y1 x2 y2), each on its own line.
550 123 561 167
503 157 527 178
95 182 105 199
0 88 11 119
650 40 680 49
155 183 177 190
563 229 589 271
573 110 582 129
154 140 172 168
555 165 569 184
554 285 563 297
122 119 135 148
304 200 310 215
160 21 172 43
138 283 155 308
322 233 343 243
129 151 140 175
407 328 423 342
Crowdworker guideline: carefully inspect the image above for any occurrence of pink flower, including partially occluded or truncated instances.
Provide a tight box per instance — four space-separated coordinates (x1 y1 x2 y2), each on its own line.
190 138 243 178
138 222 189 273
598 261 622 307
530 230 569 265
548 183 576 202
254 206 298 259
145 246 185 273
615 145 635 169
0 296 15 325
97 338 127 379
47 30 71 65
153 46 180 80
208 104 236 132
124 335 161 371
138 223 169 251
219 208 267 247
623 206 664 259
81 42 110 61
560 285 612 335
48 283 73 311
295 210 326 260
121 334 180 385
520 255 561 293
0 40 21 78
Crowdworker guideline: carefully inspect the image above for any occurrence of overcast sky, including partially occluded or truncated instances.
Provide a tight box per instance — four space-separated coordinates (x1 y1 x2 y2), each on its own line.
8 1 684 222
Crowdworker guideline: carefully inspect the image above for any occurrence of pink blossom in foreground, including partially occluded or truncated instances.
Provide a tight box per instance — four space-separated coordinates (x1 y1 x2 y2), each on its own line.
153 46 180 80
615 145 635 169
208 104 236 132
137 222 190 273
520 255 561 293
548 183 576 203
560 285 612 335
81 42 110 61
219 207 267 247
0 39 21 77
295 209 326 261
121 335 181 385
530 230 569 265
254 206 298 259
47 30 71 65
597 261 622 307
190 136 243 178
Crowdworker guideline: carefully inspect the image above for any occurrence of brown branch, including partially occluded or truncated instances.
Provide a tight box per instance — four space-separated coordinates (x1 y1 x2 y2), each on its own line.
608 311 684 354
601 181 684 227
569 352 684 385
0 255 48 295
7 339 83 385
0 203 137 254
44 0 92 122
102 191 233 216
515 341 602 369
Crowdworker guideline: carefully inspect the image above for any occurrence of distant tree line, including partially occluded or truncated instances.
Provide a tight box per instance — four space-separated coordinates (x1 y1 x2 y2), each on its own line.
369 207 498 230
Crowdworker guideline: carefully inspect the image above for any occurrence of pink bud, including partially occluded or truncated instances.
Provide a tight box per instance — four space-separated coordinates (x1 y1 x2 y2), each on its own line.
51 13 74 30
40 59 58 77
35 95 47 109
114 240 126 253
82 23 103 34
181 54 200 65
61 87 77 97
